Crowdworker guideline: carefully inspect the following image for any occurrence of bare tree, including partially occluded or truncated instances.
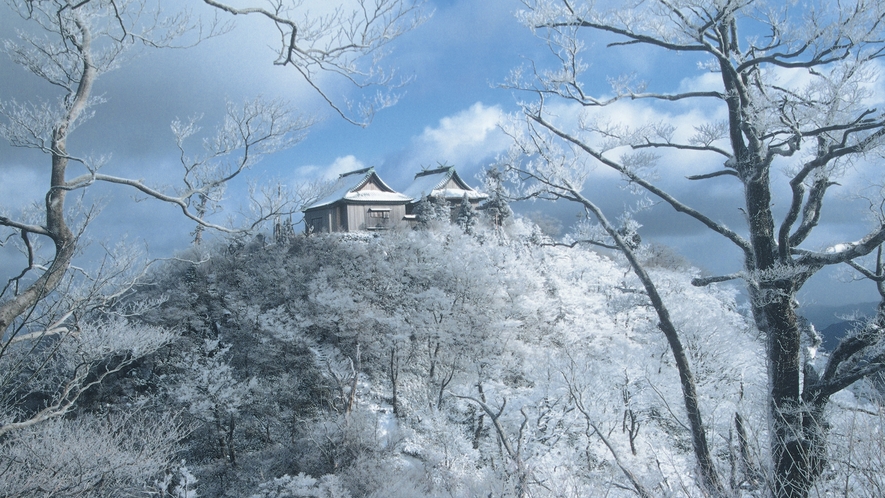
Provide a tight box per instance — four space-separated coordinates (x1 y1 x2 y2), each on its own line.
0 0 422 441
503 0 885 496
169 98 313 244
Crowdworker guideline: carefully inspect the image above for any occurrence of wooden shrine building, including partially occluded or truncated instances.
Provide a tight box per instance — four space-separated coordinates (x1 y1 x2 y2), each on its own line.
303 165 488 233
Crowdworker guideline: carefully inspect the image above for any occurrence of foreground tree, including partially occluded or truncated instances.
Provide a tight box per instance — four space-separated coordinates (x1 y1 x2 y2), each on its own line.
0 0 423 480
505 0 885 496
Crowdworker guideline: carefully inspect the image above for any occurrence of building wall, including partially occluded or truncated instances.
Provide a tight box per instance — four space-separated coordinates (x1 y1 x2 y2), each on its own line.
305 205 346 233
307 203 406 232
345 204 407 231
442 178 459 190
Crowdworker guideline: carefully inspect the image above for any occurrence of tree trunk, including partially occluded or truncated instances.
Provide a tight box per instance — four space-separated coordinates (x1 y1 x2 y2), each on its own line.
575 191 725 496
0 10 94 337
0 129 78 337
389 346 399 417
763 296 812 498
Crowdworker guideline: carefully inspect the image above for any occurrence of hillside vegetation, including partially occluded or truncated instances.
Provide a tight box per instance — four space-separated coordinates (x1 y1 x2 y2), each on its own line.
6 221 884 497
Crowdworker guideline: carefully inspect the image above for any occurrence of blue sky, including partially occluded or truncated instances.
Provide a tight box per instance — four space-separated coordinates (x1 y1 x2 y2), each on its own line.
1 0 882 311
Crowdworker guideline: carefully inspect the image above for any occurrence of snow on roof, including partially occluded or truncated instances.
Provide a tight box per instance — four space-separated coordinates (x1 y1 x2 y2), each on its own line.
304 167 411 210
402 166 488 202
304 166 487 211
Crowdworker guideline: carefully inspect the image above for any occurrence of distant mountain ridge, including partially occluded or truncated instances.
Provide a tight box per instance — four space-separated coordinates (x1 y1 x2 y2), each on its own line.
799 301 878 352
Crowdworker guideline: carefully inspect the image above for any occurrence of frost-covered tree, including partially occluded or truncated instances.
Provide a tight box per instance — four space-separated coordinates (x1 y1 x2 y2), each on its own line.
413 194 451 229
176 339 253 464
455 194 478 235
0 411 183 497
480 166 512 227
504 0 885 496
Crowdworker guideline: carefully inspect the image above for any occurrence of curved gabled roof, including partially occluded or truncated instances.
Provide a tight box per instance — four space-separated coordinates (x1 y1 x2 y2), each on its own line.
402 166 488 202
304 167 412 210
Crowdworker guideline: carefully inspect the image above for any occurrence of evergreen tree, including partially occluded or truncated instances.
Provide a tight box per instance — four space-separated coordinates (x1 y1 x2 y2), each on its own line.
456 194 478 235
481 167 512 227
414 194 450 229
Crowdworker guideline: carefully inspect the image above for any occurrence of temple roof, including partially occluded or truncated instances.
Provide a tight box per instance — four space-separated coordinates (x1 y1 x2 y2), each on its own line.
402 166 488 202
304 167 411 210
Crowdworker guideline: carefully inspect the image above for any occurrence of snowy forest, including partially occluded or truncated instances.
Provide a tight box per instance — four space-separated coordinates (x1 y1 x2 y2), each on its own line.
4 0 885 497
3 218 885 497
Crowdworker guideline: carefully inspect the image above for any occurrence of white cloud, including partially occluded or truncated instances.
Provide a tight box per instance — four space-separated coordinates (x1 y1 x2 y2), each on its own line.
295 155 366 182
408 102 510 169
677 71 723 94
291 104 511 188
324 155 366 179
0 164 43 214
539 95 728 182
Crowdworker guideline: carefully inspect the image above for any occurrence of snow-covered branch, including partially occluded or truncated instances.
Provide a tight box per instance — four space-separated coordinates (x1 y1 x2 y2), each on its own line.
202 0 427 126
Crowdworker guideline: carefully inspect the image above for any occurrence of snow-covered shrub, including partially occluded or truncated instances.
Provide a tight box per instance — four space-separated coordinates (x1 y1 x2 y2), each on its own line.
251 472 350 498
0 411 182 497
